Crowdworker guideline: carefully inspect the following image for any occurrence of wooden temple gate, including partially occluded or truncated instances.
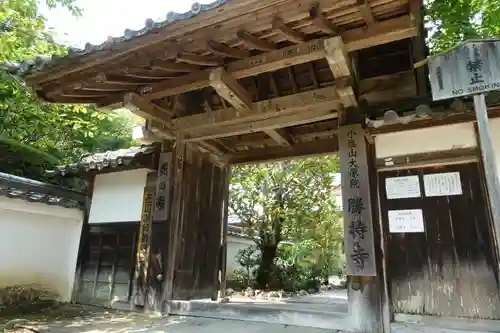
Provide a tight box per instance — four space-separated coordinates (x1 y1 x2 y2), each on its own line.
9 0 500 331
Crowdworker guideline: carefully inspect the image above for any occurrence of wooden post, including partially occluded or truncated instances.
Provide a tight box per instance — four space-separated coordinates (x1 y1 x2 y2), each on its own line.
339 123 384 333
163 138 185 310
219 165 231 299
474 94 500 255
133 185 154 307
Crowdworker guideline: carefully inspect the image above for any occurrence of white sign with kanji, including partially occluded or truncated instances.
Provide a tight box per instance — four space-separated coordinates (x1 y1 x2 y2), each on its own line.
428 40 500 101
388 209 425 233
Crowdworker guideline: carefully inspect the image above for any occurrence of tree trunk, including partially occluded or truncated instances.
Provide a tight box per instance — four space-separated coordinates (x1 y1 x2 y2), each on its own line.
256 243 278 289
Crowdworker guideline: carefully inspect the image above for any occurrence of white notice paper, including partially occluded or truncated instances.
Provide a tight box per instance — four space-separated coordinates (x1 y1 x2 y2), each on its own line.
385 176 421 199
423 172 462 197
388 209 425 233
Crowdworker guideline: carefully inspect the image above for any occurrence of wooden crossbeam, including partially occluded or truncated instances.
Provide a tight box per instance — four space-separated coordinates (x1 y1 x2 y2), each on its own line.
324 37 357 108
229 137 339 165
173 86 339 131
183 107 338 142
97 16 417 107
123 93 174 131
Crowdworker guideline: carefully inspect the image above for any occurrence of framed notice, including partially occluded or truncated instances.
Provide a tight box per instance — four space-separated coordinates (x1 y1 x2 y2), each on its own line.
423 172 462 197
388 209 425 233
385 175 421 199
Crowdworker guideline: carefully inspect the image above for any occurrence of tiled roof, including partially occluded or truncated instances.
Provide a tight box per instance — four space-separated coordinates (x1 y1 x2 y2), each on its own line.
2 0 228 77
47 145 157 177
0 172 86 209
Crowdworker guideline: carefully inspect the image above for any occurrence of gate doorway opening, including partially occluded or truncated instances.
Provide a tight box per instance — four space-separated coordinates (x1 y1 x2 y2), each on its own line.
168 155 350 330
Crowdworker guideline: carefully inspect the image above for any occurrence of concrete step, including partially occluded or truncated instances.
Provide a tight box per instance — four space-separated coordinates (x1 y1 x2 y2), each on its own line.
166 300 351 331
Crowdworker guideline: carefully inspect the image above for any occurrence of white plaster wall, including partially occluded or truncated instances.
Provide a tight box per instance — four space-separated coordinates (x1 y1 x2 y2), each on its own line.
0 197 83 302
226 235 255 279
488 118 500 174
89 169 149 223
375 122 477 159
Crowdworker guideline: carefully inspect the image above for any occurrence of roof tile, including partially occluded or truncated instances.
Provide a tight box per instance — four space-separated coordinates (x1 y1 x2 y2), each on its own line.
2 0 228 77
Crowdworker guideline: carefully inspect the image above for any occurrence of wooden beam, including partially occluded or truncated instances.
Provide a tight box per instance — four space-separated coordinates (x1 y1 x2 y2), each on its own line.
207 40 250 59
358 70 417 105
237 30 277 51
209 67 292 147
229 137 339 165
176 52 223 67
149 59 201 72
309 4 338 35
54 89 110 98
357 0 376 26
263 129 293 147
272 16 306 44
123 93 174 130
173 86 339 131
97 16 417 106
209 67 253 110
123 68 176 79
184 107 338 142
324 36 357 108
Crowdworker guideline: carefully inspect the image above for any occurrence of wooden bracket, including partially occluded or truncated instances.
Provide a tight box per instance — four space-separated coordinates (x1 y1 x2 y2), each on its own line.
324 37 358 108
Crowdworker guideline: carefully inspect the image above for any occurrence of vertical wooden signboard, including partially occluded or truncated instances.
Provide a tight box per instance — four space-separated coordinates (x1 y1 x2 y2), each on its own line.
339 124 377 276
153 152 171 222
133 188 154 306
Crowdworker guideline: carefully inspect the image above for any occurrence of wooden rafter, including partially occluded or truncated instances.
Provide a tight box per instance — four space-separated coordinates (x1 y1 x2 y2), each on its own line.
237 30 277 51
264 129 293 147
209 67 291 147
272 17 306 44
309 4 338 35
47 89 108 99
73 82 136 92
122 68 176 79
149 59 201 72
95 16 417 107
123 93 174 131
209 67 252 110
357 0 376 26
324 37 357 108
207 40 250 59
176 52 223 66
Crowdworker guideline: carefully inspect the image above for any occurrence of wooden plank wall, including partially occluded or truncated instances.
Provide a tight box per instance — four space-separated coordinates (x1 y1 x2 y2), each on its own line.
379 163 500 319
170 145 226 300
75 223 138 309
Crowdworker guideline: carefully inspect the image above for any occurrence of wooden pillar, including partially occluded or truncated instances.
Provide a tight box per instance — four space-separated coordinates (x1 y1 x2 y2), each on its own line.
163 138 186 310
145 150 172 313
219 165 231 299
339 123 384 333
133 179 155 308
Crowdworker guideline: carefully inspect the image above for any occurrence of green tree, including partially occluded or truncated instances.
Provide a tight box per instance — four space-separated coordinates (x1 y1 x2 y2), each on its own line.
0 0 134 180
426 0 500 53
230 156 343 289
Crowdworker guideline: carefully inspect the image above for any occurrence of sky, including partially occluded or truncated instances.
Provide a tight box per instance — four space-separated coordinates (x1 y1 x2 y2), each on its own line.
40 0 216 47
